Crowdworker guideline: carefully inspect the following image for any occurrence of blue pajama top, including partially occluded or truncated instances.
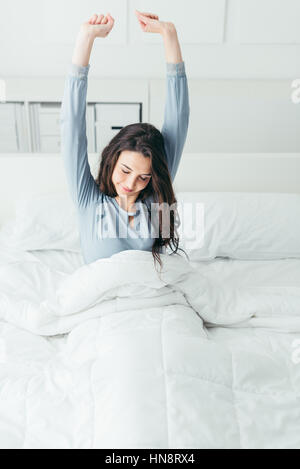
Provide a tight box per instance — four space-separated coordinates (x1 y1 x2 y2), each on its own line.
60 61 190 264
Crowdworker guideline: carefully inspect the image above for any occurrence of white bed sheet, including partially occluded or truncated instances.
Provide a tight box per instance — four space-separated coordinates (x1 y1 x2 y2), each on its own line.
0 239 299 449
27 249 84 273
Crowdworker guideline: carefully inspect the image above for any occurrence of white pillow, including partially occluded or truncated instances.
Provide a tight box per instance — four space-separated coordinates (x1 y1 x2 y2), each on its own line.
3 191 300 261
1 193 80 252
175 192 300 260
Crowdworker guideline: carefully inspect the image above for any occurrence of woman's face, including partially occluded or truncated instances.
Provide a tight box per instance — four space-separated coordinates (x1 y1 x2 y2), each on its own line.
112 150 152 200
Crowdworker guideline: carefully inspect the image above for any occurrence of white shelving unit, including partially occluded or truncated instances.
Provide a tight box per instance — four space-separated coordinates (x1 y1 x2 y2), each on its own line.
0 102 29 152
0 76 148 155
1 101 142 154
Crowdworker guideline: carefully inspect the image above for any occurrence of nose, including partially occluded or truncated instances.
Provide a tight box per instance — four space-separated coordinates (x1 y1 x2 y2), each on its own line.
125 173 137 190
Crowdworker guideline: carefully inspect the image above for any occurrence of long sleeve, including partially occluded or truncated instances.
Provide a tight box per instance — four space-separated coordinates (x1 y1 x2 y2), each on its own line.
161 61 190 182
60 63 100 209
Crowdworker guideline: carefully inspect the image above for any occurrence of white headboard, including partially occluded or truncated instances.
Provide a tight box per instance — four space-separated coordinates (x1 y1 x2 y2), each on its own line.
1 152 300 226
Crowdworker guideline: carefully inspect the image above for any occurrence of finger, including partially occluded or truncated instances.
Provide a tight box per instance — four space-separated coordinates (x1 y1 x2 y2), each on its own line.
96 14 104 24
91 13 98 24
139 11 156 17
135 10 147 17
137 12 148 18
106 16 115 30
138 17 147 26
138 13 149 22
101 15 108 24
89 13 98 24
140 12 153 20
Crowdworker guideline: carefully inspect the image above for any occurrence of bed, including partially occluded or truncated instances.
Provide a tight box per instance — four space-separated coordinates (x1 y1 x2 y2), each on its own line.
0 160 300 449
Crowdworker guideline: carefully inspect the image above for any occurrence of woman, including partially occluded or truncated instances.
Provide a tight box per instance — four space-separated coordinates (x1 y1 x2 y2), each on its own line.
60 10 190 271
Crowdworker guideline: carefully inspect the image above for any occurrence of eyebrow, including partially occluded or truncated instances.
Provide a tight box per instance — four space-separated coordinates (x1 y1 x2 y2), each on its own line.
121 163 152 176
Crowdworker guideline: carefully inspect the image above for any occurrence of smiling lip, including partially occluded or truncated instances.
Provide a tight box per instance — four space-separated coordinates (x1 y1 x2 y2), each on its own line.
122 185 133 193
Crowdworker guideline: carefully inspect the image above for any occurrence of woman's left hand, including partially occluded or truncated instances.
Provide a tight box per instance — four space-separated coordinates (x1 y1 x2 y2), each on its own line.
135 9 174 35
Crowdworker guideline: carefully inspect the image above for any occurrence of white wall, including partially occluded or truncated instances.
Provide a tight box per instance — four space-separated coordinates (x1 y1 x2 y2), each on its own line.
152 78 300 153
1 0 300 154
0 0 300 79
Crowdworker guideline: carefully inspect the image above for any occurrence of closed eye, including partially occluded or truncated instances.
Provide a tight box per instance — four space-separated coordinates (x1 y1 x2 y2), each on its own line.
122 169 149 182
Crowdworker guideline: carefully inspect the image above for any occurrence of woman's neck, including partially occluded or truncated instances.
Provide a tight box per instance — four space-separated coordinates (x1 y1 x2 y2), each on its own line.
115 195 137 212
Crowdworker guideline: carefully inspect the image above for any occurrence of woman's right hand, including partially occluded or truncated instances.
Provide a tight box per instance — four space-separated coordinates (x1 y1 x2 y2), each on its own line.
80 13 115 39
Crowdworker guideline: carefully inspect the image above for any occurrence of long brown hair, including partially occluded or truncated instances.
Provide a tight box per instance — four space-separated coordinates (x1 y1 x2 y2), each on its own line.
95 123 188 273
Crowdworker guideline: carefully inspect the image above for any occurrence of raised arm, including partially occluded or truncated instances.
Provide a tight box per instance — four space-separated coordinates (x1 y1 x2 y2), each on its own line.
161 25 190 181
60 13 115 209
135 12 190 182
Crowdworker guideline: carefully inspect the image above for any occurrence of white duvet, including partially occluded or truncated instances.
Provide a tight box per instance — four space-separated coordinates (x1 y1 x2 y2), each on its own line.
0 246 300 449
